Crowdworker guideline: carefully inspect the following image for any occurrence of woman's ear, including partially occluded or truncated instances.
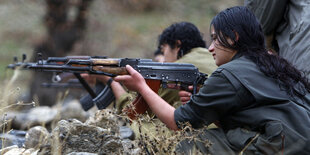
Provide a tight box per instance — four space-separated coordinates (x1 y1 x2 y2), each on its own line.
228 31 239 45
176 40 182 48
234 31 239 42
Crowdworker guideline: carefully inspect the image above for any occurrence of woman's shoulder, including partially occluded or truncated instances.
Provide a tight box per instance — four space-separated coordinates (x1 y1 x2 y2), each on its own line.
217 56 255 72
213 56 261 82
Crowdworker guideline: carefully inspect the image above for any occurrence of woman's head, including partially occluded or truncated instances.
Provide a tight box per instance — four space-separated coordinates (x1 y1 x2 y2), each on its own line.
158 22 206 62
209 6 265 63
208 26 238 66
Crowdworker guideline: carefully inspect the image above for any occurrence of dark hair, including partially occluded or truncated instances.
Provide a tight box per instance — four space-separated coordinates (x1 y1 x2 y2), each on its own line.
153 48 162 56
211 6 310 99
158 22 206 59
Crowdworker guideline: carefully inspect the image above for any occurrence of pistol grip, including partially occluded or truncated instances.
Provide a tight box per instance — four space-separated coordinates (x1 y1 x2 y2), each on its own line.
125 79 161 120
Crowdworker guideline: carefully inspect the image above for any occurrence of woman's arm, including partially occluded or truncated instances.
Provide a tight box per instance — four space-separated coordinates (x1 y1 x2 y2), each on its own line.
114 65 179 130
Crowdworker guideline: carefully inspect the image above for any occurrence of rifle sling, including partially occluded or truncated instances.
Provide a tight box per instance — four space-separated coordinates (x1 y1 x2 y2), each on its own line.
74 73 96 98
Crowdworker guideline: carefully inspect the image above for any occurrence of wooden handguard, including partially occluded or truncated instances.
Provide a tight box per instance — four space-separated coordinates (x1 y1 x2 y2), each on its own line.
124 79 161 120
91 58 120 65
92 66 128 75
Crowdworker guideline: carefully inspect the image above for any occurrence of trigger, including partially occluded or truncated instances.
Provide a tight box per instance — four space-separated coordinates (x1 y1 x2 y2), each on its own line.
52 73 61 83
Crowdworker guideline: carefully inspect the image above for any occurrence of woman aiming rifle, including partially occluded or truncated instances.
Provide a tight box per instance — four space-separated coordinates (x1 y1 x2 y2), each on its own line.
114 6 310 154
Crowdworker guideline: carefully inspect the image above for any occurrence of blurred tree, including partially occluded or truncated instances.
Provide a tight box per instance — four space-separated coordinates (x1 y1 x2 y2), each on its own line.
29 0 93 106
108 0 165 13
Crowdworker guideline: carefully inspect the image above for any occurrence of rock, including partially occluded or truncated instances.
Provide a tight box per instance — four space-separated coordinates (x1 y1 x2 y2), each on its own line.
0 145 18 155
2 148 26 155
119 126 135 140
6 106 58 130
85 110 139 154
26 106 58 126
66 152 97 155
121 139 141 155
4 111 28 129
0 146 38 155
51 119 123 154
5 100 90 131
85 109 126 133
56 99 90 122
25 126 50 149
0 130 26 148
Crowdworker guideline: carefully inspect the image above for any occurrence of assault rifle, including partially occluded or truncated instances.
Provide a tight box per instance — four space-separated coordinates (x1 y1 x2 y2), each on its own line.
8 53 207 119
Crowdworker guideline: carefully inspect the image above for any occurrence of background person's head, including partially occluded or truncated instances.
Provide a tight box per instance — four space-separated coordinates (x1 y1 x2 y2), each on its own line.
153 48 164 62
158 22 206 62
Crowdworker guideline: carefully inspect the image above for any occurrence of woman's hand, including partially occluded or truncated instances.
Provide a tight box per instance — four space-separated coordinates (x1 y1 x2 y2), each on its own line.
179 86 193 105
114 65 148 93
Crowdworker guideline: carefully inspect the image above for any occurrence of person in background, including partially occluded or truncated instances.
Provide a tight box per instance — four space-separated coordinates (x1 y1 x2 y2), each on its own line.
114 6 310 154
245 0 310 80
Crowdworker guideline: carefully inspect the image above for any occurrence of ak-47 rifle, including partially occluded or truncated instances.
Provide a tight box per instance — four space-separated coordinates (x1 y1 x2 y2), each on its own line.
8 53 207 120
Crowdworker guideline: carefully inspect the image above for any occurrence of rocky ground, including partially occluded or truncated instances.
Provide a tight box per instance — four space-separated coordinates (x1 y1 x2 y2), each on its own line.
0 98 211 154
0 99 139 154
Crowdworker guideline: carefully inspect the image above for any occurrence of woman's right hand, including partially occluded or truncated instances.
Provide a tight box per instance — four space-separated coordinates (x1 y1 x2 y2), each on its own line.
114 65 148 93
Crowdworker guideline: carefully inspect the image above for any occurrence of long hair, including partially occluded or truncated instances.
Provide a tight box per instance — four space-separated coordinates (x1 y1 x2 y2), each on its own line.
211 6 310 99
158 22 206 59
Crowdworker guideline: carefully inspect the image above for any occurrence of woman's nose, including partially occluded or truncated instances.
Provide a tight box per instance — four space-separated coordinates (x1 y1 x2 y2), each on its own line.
208 42 214 52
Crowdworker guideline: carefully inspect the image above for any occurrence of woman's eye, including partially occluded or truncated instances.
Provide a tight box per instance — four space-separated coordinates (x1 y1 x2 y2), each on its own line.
211 34 217 41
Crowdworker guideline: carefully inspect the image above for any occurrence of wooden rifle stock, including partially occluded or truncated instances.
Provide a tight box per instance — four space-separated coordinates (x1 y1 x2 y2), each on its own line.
124 79 161 120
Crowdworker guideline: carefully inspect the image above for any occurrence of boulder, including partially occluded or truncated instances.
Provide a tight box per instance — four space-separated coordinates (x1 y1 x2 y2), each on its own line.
51 119 122 154
25 126 50 149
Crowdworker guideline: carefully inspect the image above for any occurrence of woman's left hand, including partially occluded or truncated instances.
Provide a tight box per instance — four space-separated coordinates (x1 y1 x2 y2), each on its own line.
114 65 148 93
179 90 192 105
